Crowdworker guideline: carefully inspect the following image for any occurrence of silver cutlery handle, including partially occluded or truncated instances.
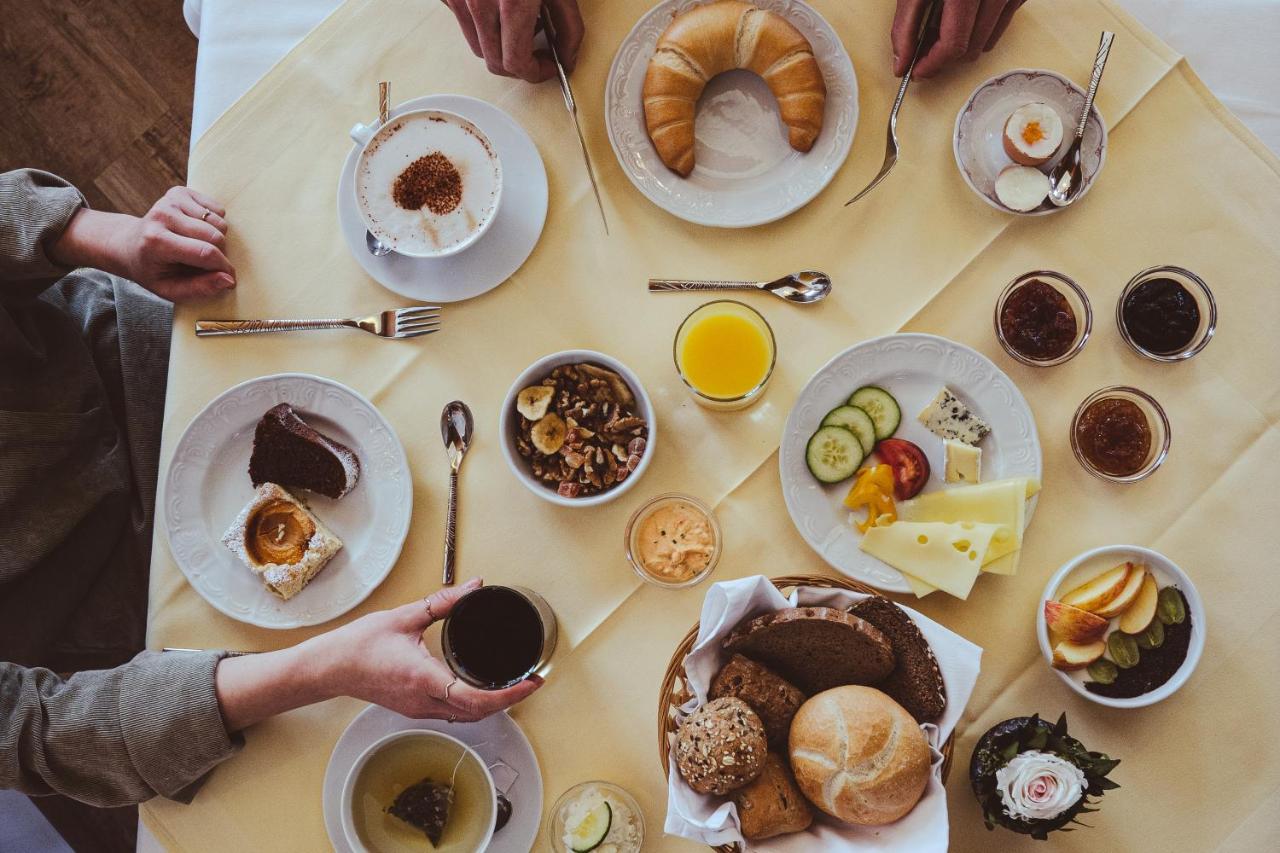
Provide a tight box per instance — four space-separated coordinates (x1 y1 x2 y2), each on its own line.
195 319 349 336
442 468 459 586
1077 31 1115 139
648 279 760 292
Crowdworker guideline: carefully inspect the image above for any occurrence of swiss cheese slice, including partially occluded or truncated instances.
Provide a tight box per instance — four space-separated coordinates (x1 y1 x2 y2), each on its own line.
860 521 1000 599
897 478 1032 575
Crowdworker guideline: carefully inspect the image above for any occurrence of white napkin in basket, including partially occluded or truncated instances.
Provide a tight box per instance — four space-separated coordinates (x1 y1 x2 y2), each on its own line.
664 575 982 851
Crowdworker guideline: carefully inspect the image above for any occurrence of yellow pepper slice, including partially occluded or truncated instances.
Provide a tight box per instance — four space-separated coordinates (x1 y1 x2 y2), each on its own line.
843 464 898 533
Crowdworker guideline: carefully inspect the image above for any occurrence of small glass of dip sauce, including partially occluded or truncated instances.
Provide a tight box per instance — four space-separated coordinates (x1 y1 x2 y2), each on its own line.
994 270 1092 366
1070 386 1171 482
625 493 721 588
548 781 645 853
1117 265 1216 362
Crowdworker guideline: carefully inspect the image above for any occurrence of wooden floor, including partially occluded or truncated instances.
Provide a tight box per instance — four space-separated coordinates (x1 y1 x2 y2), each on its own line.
0 0 196 215
1 4 196 848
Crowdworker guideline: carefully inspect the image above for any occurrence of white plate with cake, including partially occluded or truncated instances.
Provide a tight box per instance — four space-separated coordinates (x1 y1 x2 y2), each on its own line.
336 94 548 302
606 0 857 227
163 373 411 628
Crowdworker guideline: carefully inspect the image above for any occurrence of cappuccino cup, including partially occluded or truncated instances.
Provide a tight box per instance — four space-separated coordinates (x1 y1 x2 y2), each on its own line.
350 109 502 259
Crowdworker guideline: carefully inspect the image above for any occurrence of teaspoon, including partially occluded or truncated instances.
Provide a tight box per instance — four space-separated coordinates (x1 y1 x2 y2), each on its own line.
440 400 474 586
365 80 395 257
648 270 832 304
1047 31 1114 208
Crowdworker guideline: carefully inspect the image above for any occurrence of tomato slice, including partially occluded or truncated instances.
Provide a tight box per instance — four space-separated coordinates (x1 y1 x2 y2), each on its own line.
875 438 931 500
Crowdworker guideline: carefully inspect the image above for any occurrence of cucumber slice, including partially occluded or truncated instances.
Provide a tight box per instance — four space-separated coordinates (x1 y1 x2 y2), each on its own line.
821 405 877 456
568 800 612 852
848 386 901 440
805 426 864 483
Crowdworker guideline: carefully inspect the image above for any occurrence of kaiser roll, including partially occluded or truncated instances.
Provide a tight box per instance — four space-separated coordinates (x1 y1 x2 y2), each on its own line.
788 686 931 825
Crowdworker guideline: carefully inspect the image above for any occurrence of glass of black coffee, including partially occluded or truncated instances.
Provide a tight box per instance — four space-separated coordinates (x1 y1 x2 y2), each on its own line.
442 586 557 690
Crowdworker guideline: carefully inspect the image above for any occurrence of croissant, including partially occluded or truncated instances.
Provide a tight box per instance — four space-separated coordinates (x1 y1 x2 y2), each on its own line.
643 0 827 177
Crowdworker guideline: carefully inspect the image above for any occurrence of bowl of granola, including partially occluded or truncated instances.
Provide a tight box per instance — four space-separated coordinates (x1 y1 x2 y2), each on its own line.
500 351 655 506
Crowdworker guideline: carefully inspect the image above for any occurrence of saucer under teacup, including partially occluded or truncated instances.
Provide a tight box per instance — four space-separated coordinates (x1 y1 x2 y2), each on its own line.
337 94 547 303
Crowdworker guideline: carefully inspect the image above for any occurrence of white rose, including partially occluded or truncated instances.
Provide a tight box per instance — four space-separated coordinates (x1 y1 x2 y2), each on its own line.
995 750 1086 822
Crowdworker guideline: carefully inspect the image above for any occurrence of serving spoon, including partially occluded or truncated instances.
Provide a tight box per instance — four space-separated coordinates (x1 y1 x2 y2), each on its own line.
1047 31 1115 208
440 400 474 586
648 270 832 304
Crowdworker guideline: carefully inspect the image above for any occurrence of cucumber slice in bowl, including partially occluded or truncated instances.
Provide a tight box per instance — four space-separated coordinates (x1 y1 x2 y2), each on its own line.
848 386 901 440
805 425 863 483
821 405 877 457
567 799 612 852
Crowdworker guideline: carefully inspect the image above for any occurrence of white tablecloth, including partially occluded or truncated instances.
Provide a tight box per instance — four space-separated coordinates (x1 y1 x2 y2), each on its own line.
184 0 1280 155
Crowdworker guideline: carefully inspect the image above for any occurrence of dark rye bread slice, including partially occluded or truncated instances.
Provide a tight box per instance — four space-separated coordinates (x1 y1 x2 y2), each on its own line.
722 607 894 695
848 596 946 722
710 654 807 747
248 404 360 499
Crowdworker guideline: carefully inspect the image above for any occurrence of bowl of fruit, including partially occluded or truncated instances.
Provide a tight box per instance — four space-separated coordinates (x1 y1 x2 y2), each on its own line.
1036 544 1205 708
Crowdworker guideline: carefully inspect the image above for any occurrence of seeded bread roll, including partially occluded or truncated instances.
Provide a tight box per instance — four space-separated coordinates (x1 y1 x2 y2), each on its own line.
848 596 947 722
789 686 931 826
723 606 895 694
732 752 813 840
710 654 806 747
675 697 768 795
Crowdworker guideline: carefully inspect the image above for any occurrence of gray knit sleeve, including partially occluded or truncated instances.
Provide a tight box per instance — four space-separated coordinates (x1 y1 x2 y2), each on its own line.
0 651 243 807
0 169 86 282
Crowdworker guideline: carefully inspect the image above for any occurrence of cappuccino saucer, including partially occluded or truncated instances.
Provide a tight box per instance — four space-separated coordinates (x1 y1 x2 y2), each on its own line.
337 94 548 303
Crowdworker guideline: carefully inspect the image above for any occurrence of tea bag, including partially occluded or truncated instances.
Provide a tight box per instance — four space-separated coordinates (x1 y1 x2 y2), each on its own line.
386 752 466 846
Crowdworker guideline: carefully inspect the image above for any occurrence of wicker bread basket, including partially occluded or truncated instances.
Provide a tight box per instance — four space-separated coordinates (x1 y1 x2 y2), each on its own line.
657 574 955 853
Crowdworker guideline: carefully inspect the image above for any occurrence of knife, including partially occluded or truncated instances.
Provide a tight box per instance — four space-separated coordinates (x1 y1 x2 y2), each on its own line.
540 5 609 234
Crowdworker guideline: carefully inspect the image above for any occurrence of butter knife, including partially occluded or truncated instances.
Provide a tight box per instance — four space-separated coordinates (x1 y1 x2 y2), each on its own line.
540 5 609 234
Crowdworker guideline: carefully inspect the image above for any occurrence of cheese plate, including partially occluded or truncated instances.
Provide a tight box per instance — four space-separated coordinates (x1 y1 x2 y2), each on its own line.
779 334 1042 593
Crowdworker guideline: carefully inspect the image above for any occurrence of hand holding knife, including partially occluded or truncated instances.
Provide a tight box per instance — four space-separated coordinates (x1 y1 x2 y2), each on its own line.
540 4 610 234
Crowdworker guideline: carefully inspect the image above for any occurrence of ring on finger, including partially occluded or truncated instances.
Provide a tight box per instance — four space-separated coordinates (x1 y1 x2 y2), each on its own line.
440 677 458 702
447 713 457 723
200 208 212 222
423 596 435 621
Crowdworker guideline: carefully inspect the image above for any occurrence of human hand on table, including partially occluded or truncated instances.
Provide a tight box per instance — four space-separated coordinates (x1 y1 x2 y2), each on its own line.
215 580 542 732
52 186 236 301
892 0 1026 79
443 0 584 82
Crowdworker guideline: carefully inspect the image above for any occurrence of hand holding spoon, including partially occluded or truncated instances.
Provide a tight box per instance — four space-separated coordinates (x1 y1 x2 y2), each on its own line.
440 400 474 586
648 270 831 304
1048 31 1114 208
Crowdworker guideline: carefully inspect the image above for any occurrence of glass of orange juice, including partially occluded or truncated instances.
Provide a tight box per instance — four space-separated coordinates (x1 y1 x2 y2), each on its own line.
674 301 776 411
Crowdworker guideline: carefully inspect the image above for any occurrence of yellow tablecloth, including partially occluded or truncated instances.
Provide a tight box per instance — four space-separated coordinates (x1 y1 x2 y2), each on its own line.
144 0 1280 849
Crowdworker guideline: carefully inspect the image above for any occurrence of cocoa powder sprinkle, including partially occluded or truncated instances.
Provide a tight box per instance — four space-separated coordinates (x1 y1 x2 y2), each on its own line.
392 152 462 215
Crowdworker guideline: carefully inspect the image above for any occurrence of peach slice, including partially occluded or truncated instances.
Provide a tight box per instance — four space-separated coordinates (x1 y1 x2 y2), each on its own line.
1059 562 1137 614
1093 563 1147 618
1118 573 1159 633
1044 600 1110 644
1051 639 1107 670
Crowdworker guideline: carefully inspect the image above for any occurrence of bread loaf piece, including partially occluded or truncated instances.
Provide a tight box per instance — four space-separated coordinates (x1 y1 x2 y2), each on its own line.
789 686 931 825
732 752 813 840
710 654 806 747
723 606 895 694
675 697 768 795
848 596 947 722
642 0 826 176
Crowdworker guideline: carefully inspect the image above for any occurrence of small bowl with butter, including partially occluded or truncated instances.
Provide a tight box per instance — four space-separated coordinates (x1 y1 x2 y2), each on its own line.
625 493 721 589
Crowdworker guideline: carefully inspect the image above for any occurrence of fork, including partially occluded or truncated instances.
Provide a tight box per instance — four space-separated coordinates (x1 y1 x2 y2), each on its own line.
845 0 939 206
194 306 441 339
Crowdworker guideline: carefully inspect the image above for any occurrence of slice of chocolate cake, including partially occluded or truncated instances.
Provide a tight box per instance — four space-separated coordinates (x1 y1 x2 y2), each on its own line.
248 403 360 499
848 596 947 722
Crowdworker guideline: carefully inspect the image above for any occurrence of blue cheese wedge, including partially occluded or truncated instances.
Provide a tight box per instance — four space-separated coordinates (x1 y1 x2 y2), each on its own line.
944 439 982 484
917 387 991 445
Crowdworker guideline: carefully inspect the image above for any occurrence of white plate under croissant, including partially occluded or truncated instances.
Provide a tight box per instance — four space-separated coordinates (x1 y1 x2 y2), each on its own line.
606 0 857 228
